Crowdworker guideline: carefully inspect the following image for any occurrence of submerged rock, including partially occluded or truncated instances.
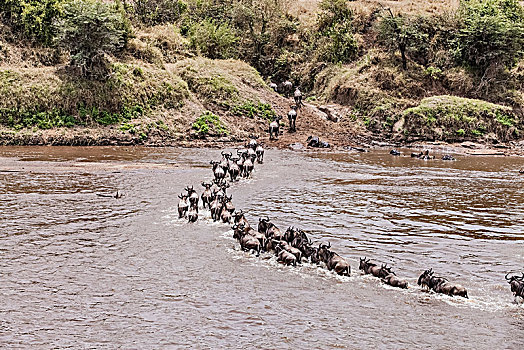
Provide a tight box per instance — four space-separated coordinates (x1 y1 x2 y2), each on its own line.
390 149 401 156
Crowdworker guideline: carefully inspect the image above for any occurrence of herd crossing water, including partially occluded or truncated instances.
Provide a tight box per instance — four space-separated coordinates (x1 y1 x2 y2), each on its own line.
1 146 524 348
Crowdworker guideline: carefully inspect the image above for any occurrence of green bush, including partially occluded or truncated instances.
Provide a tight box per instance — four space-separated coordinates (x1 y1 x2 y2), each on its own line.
130 0 187 25
0 108 79 129
455 0 524 71
55 0 132 77
232 101 276 120
188 19 237 59
0 0 66 45
316 0 358 63
192 111 228 136
378 13 431 69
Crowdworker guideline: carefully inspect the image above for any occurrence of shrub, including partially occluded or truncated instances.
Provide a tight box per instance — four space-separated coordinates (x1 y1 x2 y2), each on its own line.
55 0 132 78
378 12 432 69
188 19 237 59
232 101 276 120
192 111 228 136
454 0 524 71
130 0 187 25
0 0 66 45
316 0 358 63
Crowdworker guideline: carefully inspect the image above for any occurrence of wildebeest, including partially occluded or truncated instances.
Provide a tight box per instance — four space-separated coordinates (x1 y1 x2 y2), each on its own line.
258 216 271 234
233 210 250 229
220 197 232 224
287 107 297 132
282 80 293 97
317 243 350 276
505 272 524 302
411 150 435 160
294 87 303 109
201 182 213 209
187 203 198 223
242 152 254 178
256 144 264 164
417 269 468 298
211 160 226 180
358 258 391 278
442 154 455 161
228 157 240 181
219 151 231 171
382 272 408 289
248 138 258 150
279 240 302 263
186 186 199 210
177 194 189 218
264 221 284 241
210 195 222 222
390 149 401 156
276 244 297 266
233 223 261 256
224 195 235 213
269 116 282 140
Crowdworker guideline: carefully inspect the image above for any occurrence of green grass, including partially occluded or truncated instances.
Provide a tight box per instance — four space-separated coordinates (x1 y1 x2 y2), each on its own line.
232 101 276 120
192 111 228 136
401 95 520 142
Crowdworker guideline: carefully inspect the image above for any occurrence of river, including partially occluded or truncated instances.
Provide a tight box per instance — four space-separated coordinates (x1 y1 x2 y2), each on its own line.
1 146 523 348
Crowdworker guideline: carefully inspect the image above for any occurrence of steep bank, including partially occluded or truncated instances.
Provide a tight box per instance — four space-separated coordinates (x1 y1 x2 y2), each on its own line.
1 0 523 151
0 53 353 147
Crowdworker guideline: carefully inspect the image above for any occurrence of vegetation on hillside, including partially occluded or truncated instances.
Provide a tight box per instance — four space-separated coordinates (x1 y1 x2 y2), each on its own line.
0 0 523 145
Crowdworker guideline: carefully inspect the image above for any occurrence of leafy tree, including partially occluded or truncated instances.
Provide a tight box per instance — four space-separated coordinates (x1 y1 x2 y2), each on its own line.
189 18 237 59
128 0 187 26
455 0 524 71
230 0 295 73
55 0 132 77
0 0 66 45
316 0 358 63
377 10 431 69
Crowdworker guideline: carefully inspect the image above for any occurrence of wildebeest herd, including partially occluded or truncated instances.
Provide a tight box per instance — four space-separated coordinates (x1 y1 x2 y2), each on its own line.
176 140 524 304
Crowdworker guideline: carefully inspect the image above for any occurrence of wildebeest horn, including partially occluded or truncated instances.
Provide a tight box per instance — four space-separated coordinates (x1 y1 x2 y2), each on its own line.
327 241 331 249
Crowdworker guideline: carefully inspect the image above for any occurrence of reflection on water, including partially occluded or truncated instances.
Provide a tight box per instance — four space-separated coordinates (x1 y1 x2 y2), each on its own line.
1 146 523 348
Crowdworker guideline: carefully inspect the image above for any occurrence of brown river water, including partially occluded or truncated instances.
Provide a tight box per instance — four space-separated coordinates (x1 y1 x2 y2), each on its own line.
1 146 524 349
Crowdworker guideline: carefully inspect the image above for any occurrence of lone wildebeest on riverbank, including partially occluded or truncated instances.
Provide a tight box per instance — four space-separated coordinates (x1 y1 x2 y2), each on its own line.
294 88 303 109
288 107 297 132
282 80 293 97
269 116 282 140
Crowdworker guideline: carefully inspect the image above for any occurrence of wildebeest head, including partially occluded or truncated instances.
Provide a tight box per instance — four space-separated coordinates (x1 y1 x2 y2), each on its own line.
417 269 433 287
317 242 331 263
379 264 394 279
258 216 270 234
359 257 371 271
506 272 524 296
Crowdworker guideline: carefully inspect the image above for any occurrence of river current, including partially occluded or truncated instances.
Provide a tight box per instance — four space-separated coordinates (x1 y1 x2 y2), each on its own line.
1 146 523 348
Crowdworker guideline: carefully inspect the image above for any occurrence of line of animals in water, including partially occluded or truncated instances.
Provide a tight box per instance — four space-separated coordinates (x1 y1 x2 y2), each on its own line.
175 139 524 304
